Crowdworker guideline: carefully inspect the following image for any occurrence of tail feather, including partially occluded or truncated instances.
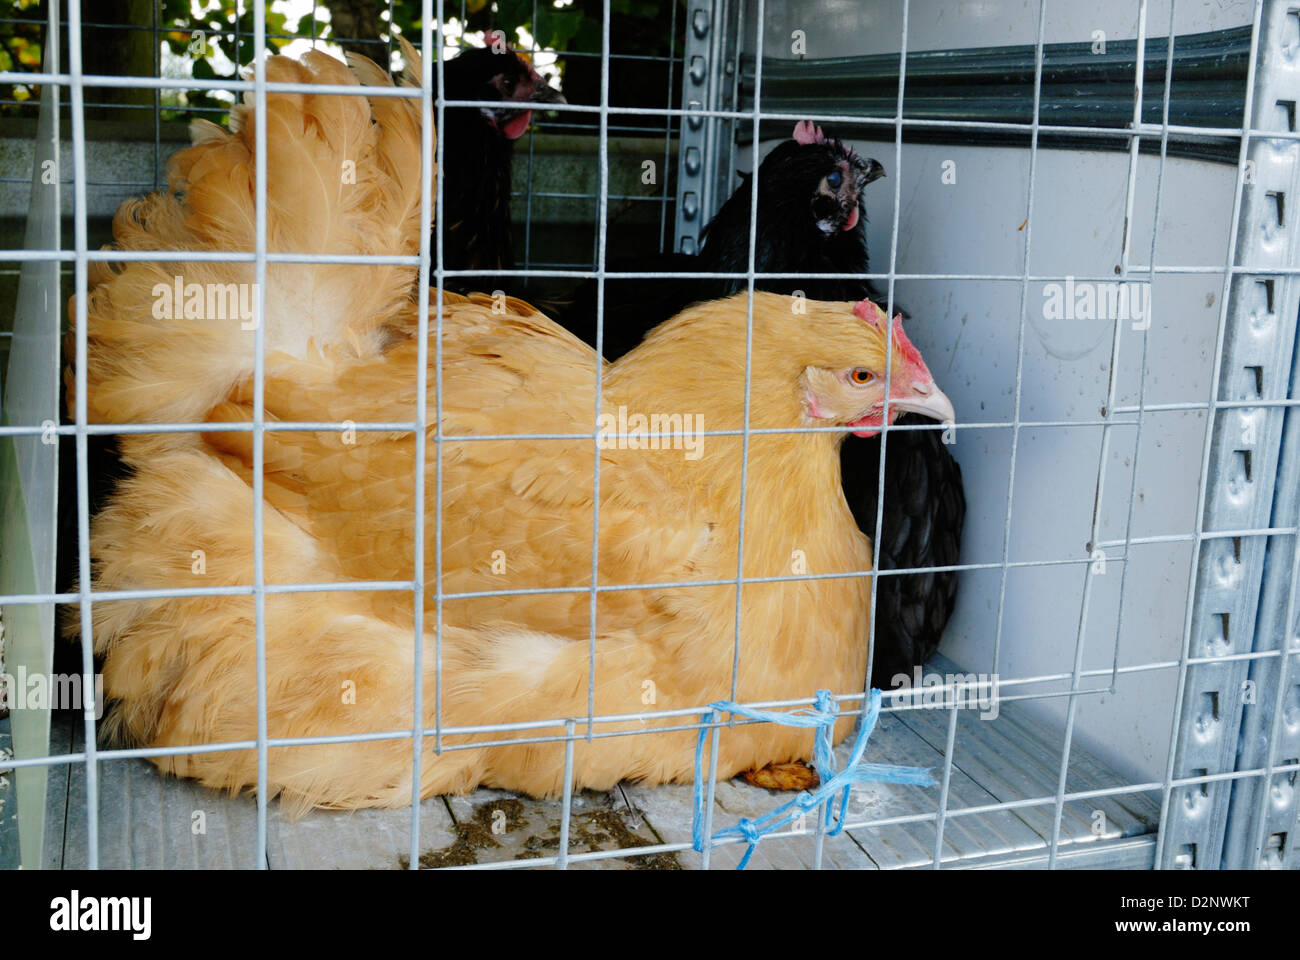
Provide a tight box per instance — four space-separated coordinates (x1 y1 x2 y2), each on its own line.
71 48 427 429
347 41 425 251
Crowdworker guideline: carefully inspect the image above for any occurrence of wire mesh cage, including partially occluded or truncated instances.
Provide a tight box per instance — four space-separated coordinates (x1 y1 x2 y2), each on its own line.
0 0 1297 871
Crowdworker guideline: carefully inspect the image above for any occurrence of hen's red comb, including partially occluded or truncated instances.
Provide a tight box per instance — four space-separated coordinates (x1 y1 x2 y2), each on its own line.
853 299 887 325
793 120 869 170
793 120 826 145
853 299 927 375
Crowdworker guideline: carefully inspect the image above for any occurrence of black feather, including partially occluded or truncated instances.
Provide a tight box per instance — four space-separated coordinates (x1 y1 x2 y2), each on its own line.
438 45 556 287
694 138 881 302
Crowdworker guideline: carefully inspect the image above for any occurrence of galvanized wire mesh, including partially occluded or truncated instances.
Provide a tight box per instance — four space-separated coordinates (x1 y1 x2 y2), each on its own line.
0 0 1297 871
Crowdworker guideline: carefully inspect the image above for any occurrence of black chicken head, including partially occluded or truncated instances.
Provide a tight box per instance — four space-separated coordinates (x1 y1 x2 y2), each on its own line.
767 120 885 236
444 31 565 140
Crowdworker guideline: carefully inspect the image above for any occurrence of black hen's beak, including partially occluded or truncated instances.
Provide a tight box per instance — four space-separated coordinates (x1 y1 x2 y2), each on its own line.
529 81 565 106
863 158 886 185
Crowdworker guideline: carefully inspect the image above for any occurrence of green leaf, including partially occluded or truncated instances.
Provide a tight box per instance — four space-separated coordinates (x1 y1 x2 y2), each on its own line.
494 0 534 40
294 15 329 39
535 7 585 50
160 0 191 24
573 18 603 53
192 56 216 81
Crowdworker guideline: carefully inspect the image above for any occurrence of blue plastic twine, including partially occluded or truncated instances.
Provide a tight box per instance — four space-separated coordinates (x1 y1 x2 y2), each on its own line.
691 688 936 869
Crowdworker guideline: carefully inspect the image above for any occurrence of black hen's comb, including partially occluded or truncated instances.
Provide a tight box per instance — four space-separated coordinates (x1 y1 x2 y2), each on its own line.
792 120 877 178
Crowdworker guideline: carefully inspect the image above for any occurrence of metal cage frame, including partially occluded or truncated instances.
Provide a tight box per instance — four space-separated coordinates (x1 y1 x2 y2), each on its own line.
0 0 1297 870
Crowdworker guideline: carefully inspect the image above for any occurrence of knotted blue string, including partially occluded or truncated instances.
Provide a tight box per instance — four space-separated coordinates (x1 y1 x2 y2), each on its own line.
691 688 936 869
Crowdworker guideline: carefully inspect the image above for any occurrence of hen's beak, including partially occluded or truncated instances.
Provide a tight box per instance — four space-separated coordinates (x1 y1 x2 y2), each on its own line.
889 381 955 424
863 158 886 185
529 81 565 105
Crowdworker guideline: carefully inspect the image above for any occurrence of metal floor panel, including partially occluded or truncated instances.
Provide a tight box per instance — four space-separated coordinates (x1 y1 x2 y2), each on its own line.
896 699 1161 849
61 715 261 870
843 712 1050 869
440 787 681 870
969 837 1157 870
267 797 458 870
622 772 878 870
16 671 1163 869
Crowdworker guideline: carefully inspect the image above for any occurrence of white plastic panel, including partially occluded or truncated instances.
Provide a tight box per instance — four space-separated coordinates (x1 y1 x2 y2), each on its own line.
737 0 1255 788
0 26 61 870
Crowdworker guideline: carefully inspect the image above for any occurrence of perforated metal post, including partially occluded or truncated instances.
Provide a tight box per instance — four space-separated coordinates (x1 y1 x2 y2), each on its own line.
1220 5 1300 873
1226 401 1300 868
1156 0 1299 870
674 0 740 253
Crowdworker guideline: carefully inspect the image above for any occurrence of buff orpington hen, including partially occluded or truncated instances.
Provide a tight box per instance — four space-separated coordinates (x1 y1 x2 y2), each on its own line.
71 48 955 811
560 121 966 691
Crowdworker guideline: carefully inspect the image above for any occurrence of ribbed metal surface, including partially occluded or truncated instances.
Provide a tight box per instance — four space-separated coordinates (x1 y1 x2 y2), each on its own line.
18 675 1160 869
1222 366 1300 867
738 26 1251 162
60 717 261 870
267 798 458 871
1221 18 1300 859
1158 0 1299 870
627 663 1160 870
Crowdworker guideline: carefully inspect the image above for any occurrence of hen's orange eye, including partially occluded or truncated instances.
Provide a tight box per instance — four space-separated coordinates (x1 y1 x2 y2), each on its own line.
850 368 873 384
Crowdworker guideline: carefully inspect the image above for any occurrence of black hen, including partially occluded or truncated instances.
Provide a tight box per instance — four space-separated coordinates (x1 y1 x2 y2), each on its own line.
561 120 884 353
692 123 885 300
558 121 965 689
438 33 564 283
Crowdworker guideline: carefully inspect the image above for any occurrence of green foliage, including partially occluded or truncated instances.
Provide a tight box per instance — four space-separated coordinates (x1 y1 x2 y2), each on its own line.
156 0 327 121
0 0 42 112
367 0 665 61
159 0 326 65
464 0 672 59
494 0 583 51
0 0 679 120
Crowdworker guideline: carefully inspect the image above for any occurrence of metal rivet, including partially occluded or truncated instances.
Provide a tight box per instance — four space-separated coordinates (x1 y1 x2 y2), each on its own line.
682 191 698 220
1214 550 1238 585
686 99 703 131
693 9 710 38
690 55 707 85
685 147 701 176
